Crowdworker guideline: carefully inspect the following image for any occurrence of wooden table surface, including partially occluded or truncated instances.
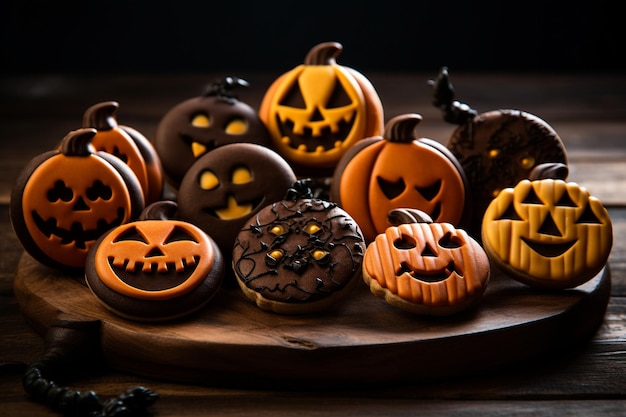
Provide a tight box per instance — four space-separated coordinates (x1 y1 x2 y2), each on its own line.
1 71 625 416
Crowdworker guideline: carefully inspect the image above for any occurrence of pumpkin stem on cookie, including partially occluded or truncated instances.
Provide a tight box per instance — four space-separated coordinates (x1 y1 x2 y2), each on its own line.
285 179 315 201
82 101 119 131
529 162 569 181
59 128 97 156
387 208 433 226
203 76 250 103
428 67 477 125
384 113 423 143
304 41 342 65
139 200 179 221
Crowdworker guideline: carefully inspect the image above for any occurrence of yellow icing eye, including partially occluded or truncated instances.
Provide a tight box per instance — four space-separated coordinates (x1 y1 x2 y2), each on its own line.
231 166 252 184
488 148 500 158
269 224 288 235
520 156 535 169
269 249 283 260
199 170 219 190
265 248 284 267
305 221 322 235
191 113 210 128
225 118 248 135
312 249 328 260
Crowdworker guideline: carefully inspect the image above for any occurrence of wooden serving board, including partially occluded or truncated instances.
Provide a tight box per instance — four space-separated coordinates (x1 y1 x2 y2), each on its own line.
13 251 611 387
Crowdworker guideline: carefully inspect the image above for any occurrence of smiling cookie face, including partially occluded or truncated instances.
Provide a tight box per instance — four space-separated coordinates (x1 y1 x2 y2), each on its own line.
259 42 383 177
10 129 144 270
362 212 490 316
85 200 225 321
154 78 272 188
177 143 296 256
482 179 612 288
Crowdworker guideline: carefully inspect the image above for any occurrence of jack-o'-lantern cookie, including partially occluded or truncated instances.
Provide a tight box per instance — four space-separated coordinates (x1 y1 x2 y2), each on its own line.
332 113 470 243
10 128 145 270
83 101 164 204
85 200 224 321
177 143 297 257
259 41 384 178
430 67 568 237
363 208 490 316
232 179 366 314
154 77 273 188
482 179 612 289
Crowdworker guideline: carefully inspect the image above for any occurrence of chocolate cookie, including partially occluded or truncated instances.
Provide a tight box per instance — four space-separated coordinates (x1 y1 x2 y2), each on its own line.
430 68 568 238
177 143 297 258
232 179 366 314
153 77 272 188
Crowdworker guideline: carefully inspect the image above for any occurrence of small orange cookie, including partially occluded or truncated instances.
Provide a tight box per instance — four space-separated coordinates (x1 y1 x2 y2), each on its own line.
363 209 490 316
482 179 613 289
85 201 224 321
83 101 164 204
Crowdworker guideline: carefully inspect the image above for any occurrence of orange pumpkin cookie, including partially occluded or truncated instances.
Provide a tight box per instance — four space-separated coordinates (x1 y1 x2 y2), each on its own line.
482 179 613 289
85 200 224 321
363 208 490 316
332 113 470 243
232 179 365 314
83 101 164 204
10 128 145 270
259 41 384 178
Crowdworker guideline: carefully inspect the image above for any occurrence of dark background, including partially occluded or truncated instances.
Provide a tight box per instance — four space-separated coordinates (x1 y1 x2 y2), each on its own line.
2 1 622 75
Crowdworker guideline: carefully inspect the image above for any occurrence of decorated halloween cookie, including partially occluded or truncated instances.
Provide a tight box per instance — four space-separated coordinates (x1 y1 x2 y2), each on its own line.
363 208 490 316
154 77 273 188
259 41 384 178
482 179 612 289
177 143 297 257
331 113 470 243
430 67 568 237
10 128 144 270
85 200 224 321
232 179 366 314
83 101 164 204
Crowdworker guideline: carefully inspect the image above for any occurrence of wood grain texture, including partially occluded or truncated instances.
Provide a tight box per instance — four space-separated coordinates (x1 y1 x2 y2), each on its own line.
13 250 610 387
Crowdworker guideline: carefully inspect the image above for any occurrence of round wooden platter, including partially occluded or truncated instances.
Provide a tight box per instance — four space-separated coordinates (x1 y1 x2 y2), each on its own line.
14 251 611 387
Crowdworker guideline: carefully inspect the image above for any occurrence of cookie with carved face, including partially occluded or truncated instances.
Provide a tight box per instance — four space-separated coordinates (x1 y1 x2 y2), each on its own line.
232 180 366 314
85 201 224 321
482 179 612 289
177 143 297 258
363 209 490 316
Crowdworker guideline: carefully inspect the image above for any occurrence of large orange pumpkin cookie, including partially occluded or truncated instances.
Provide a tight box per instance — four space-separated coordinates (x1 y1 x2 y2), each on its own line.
332 113 470 243
363 208 490 316
259 41 384 178
85 200 224 321
10 128 144 270
482 179 612 289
